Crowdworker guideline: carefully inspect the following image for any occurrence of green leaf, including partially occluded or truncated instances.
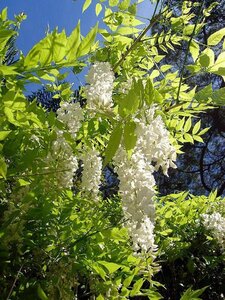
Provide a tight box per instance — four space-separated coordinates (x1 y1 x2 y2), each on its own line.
96 295 105 300
82 0 92 12
66 21 81 61
211 52 225 73
4 107 20 126
92 264 106 280
145 78 163 104
147 289 163 300
184 133 194 144
180 286 208 300
123 275 134 287
0 131 11 141
165 210 172 218
189 40 199 62
0 156 7 179
18 179 30 186
124 120 137 157
193 135 203 142
51 30 67 62
77 23 98 56
211 87 225 105
0 29 16 51
154 89 164 103
183 24 202 36
184 118 192 132
130 278 144 296
199 48 214 68
1 7 8 21
128 3 137 15
37 285 48 300
24 35 52 68
0 65 19 75
119 0 130 10
109 0 119 7
145 78 154 105
95 3 102 16
208 28 225 46
110 227 128 242
195 84 212 102
98 261 121 274
192 120 201 135
119 80 142 117
104 124 123 166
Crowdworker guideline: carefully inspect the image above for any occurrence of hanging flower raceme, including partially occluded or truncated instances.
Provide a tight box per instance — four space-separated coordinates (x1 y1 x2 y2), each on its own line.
85 62 114 110
114 105 177 253
81 148 102 200
201 212 225 249
135 106 177 176
45 102 83 189
57 102 84 138
47 131 78 188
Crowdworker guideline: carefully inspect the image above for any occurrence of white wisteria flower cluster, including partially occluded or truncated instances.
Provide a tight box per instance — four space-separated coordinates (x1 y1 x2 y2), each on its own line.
47 132 78 188
85 62 114 110
57 102 84 138
202 212 225 249
45 102 83 188
81 148 102 200
135 107 177 176
115 105 177 253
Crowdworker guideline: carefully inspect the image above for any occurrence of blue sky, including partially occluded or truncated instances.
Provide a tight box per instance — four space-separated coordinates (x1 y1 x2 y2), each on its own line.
0 0 155 88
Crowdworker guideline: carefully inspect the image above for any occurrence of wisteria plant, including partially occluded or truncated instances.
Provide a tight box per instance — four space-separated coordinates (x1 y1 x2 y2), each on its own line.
1 1 225 299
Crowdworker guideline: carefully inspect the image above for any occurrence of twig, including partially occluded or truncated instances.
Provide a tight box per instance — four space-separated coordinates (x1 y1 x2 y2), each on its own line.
6 265 23 300
113 6 169 72
176 1 205 103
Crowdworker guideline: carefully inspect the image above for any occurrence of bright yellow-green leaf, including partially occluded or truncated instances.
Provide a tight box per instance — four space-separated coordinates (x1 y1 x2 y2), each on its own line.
104 124 123 166
1 7 7 21
208 28 225 46
98 261 121 274
184 133 194 143
95 3 102 16
123 275 134 287
4 107 20 126
130 278 144 296
77 23 98 57
92 264 106 280
109 0 119 7
0 156 7 179
18 179 30 186
195 84 212 102
160 65 172 72
0 65 19 75
37 285 48 300
66 21 81 61
0 131 11 141
192 120 201 135
184 118 192 132
0 29 16 51
119 0 130 10
190 40 200 62
199 48 214 68
82 0 92 12
52 30 67 62
124 120 137 157
193 135 204 143
165 210 173 218
211 52 225 73
211 87 225 105
116 26 140 35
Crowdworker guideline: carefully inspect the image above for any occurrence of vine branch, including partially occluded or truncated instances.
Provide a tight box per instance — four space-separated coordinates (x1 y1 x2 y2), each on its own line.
113 5 168 72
